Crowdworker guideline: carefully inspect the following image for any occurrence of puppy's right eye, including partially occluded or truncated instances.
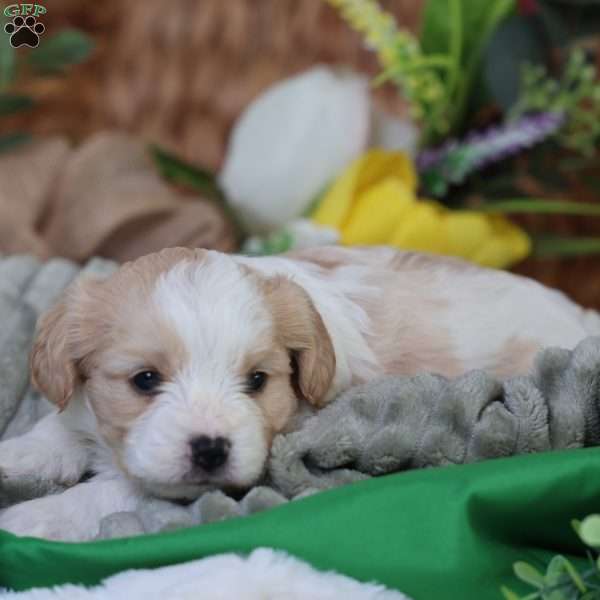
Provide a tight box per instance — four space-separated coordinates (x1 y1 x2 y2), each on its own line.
131 370 162 394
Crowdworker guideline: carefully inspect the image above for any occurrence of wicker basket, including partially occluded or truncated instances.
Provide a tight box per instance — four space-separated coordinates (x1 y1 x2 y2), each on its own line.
11 0 419 167
8 0 600 308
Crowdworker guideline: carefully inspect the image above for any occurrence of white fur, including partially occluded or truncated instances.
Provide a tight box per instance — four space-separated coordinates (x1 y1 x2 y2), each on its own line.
0 404 90 488
412 261 593 371
0 394 138 540
0 548 409 600
0 477 137 541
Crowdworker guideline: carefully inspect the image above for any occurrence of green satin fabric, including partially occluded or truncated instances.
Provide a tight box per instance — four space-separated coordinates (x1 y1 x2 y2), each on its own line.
1 448 599 598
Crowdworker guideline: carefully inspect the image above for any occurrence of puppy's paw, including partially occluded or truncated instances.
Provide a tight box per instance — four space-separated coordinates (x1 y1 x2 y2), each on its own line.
0 478 139 541
0 433 87 505
0 495 95 541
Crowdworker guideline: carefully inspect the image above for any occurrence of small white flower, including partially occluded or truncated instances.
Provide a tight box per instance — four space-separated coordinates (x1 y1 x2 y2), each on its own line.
285 219 340 250
370 107 420 157
241 219 339 256
220 66 371 234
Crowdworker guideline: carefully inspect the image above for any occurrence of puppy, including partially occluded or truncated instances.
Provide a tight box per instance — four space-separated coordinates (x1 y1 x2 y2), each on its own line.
0 246 598 540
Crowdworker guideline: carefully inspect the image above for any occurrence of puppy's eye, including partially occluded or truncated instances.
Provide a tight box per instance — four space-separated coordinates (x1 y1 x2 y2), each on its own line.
131 370 162 394
246 371 268 393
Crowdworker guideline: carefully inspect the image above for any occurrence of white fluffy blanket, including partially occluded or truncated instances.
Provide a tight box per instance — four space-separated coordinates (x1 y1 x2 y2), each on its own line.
0 548 408 600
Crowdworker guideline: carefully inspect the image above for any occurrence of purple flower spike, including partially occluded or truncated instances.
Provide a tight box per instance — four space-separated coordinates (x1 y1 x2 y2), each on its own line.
418 112 565 197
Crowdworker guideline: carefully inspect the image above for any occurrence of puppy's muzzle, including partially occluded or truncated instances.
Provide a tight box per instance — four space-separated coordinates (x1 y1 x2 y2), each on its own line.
189 435 231 472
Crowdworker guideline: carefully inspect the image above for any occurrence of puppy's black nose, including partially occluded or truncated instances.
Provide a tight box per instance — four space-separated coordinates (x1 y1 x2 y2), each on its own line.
190 435 230 472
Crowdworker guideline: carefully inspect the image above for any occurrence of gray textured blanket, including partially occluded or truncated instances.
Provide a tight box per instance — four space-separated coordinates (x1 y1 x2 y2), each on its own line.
1 254 599 540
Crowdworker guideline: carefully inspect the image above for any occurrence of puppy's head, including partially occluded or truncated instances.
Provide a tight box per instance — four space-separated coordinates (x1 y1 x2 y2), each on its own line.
31 248 335 499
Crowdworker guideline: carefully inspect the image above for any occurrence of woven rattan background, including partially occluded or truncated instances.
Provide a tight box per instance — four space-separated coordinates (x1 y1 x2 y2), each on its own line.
7 0 600 308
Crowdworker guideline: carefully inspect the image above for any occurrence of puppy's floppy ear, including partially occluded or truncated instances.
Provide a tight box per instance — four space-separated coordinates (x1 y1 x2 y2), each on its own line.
263 276 336 407
30 296 77 410
30 278 97 410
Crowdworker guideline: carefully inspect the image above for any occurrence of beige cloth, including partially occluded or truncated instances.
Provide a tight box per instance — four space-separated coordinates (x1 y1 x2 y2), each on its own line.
0 132 236 262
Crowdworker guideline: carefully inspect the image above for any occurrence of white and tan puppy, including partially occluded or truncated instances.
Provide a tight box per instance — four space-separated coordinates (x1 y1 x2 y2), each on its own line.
0 246 598 540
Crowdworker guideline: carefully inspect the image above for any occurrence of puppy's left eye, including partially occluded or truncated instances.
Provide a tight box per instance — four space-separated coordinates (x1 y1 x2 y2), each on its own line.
131 370 162 395
246 371 268 393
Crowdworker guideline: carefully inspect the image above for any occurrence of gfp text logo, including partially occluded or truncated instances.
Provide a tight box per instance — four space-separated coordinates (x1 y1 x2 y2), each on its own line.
4 4 46 48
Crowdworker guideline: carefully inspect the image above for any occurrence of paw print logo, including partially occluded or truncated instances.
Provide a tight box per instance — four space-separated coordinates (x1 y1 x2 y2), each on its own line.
4 15 45 48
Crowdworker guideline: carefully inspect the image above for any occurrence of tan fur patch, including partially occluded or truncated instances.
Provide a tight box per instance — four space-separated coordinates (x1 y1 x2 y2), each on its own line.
491 336 540 378
288 246 464 378
255 372 298 440
259 274 336 407
83 314 190 447
285 246 352 271
30 297 77 409
365 252 465 377
236 342 296 438
387 250 480 274
30 247 203 410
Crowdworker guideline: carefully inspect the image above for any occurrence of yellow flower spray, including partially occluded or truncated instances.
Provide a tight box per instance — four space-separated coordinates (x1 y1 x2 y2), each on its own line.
326 0 450 139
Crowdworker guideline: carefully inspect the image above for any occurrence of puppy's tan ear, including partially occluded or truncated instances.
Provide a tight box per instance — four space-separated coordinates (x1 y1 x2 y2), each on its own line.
29 275 103 410
263 276 336 407
30 295 79 410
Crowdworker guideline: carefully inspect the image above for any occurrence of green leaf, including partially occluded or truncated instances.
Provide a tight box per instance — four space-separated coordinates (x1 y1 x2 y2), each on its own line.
421 0 515 61
421 170 449 197
149 145 244 241
150 145 223 200
420 0 516 134
500 586 522 600
503 588 541 600
480 199 600 216
533 236 600 258
514 562 545 589
579 515 600 547
546 554 567 582
262 229 294 256
0 28 15 88
543 558 571 600
28 29 95 74
562 558 587 593
483 15 547 112
0 93 34 116
0 132 32 153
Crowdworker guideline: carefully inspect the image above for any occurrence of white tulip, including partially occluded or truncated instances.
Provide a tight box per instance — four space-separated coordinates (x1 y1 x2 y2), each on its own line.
219 66 371 234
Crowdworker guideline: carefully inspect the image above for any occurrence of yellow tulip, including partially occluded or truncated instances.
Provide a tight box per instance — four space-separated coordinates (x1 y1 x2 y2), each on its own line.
312 149 531 269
